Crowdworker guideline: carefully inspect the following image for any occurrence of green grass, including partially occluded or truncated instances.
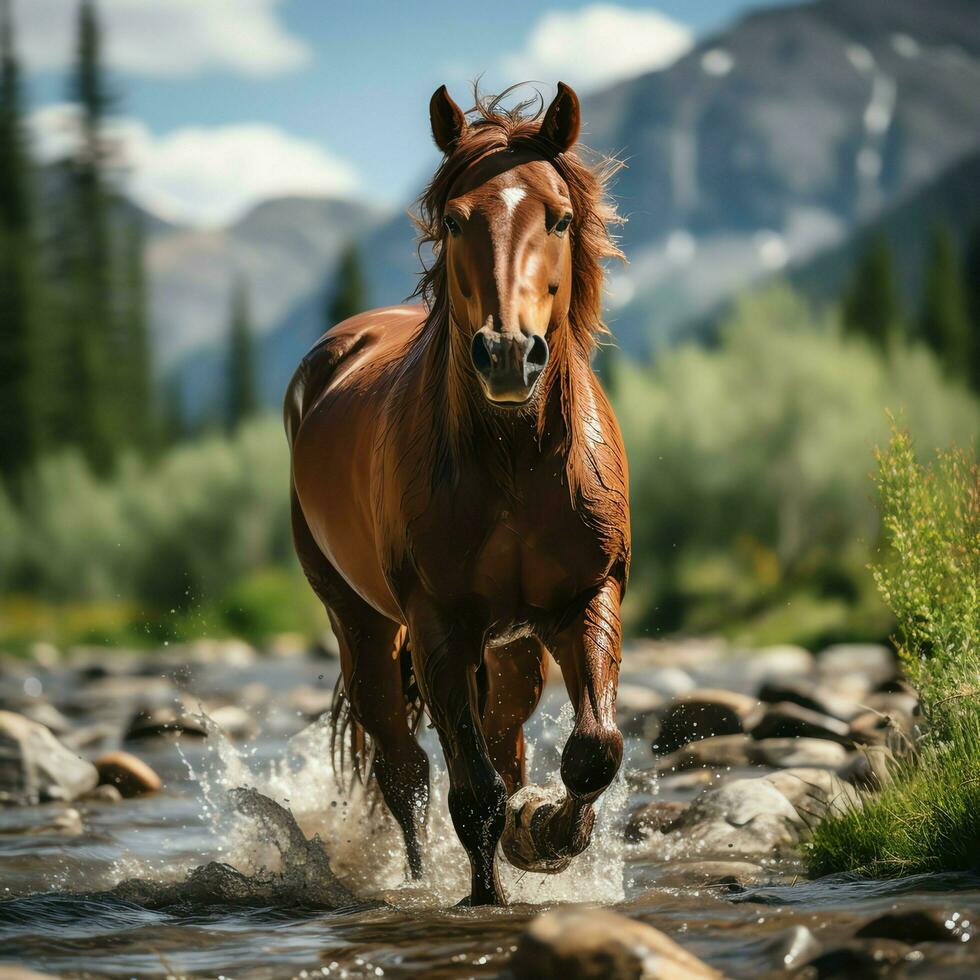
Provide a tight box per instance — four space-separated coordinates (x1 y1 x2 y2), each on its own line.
805 423 980 877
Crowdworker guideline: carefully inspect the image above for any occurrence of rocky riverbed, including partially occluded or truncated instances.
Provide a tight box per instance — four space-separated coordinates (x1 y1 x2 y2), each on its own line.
1 636 979 978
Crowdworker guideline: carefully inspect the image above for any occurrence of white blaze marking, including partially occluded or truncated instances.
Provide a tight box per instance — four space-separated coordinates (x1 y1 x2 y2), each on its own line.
500 186 526 218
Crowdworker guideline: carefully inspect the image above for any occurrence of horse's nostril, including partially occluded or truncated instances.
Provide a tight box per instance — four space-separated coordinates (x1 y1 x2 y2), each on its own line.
471 331 493 379
526 334 549 373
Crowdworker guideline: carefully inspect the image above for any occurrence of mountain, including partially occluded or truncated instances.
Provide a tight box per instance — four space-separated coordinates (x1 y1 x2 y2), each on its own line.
789 146 980 312
166 0 980 413
147 195 383 368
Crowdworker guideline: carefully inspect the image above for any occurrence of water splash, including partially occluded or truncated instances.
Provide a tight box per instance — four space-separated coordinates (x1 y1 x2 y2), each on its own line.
162 700 629 909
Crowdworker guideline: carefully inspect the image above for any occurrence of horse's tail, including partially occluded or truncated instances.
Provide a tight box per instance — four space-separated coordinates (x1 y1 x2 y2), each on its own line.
328 630 424 790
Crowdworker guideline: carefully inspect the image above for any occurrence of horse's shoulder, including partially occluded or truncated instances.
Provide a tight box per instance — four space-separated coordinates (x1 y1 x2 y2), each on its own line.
284 305 425 444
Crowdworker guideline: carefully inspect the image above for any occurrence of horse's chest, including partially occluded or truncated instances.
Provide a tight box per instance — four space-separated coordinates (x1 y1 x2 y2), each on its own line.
409 484 607 616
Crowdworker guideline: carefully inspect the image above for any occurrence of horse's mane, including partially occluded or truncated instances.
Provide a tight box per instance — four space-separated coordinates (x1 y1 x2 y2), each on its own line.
412 86 624 354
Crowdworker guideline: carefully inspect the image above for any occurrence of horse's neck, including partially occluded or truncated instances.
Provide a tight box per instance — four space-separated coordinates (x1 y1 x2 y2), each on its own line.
408 313 597 491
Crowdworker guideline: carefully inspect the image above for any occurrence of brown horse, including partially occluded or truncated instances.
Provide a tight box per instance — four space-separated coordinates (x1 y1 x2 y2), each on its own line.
285 82 630 906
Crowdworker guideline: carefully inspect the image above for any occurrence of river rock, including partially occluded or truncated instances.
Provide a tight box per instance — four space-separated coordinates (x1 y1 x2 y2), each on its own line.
739 645 815 681
655 690 762 754
799 939 910 977
0 805 83 835
642 667 697 700
289 684 334 717
124 706 208 740
506 907 720 979
207 704 257 740
838 745 898 791
14 700 74 736
849 706 917 750
761 768 860 821
265 632 308 658
666 777 801 857
656 734 849 773
617 682 664 716
854 909 963 944
750 738 850 770
621 707 662 743
651 860 769 888
625 800 688 840
94 751 162 797
0 710 99 805
817 644 895 682
80 783 124 803
757 678 861 722
63 675 178 719
750 702 853 744
623 638 727 672
657 734 755 772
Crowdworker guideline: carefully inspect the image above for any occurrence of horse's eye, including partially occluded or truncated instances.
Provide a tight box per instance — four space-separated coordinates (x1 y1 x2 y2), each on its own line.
553 212 573 237
443 214 462 237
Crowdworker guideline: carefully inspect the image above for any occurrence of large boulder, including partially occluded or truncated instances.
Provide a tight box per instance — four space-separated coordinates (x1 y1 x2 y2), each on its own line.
506 907 719 979
655 690 762 754
658 767 859 859
665 777 801 857
0 710 98 805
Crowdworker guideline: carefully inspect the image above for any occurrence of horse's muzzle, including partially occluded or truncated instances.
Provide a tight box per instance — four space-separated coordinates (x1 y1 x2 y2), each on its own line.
471 326 549 404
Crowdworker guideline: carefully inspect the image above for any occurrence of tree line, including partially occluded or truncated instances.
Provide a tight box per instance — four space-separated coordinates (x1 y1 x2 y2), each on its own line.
0 0 370 490
0 0 152 487
841 225 980 389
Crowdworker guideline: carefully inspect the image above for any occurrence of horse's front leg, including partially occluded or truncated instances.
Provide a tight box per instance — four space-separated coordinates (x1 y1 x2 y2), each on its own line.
502 578 623 873
407 601 507 906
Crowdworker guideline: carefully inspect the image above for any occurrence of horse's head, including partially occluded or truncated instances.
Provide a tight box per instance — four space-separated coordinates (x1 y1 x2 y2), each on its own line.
428 83 583 407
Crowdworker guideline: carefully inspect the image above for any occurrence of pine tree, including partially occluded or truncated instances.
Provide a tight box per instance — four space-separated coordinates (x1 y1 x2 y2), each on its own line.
918 225 971 380
841 235 902 347
58 0 117 471
0 0 40 486
118 215 154 446
226 279 258 431
324 241 367 332
961 223 980 392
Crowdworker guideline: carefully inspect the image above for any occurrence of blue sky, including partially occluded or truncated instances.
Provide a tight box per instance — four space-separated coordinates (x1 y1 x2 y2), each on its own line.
16 0 795 225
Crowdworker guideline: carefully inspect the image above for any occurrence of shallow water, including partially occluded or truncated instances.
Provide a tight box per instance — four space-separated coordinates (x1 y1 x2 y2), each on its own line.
2 651 980 978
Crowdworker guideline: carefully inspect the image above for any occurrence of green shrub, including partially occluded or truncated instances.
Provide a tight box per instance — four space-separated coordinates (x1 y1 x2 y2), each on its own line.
806 426 980 877
616 285 980 643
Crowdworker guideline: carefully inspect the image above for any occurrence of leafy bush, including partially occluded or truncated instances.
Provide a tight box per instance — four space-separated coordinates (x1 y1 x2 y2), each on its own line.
806 427 980 876
0 417 324 648
615 285 980 643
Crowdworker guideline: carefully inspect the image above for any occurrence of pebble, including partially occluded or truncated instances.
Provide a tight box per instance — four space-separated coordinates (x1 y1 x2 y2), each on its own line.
94 751 163 797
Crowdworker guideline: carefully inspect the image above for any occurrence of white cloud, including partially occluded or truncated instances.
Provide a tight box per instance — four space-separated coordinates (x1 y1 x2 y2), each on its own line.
30 104 360 227
13 0 310 77
500 4 692 93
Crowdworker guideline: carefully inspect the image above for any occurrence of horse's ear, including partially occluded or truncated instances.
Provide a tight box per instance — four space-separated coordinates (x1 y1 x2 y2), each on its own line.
429 85 467 154
540 81 580 152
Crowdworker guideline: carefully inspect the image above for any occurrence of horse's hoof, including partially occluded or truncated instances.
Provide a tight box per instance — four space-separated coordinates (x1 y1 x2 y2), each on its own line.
501 785 574 874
